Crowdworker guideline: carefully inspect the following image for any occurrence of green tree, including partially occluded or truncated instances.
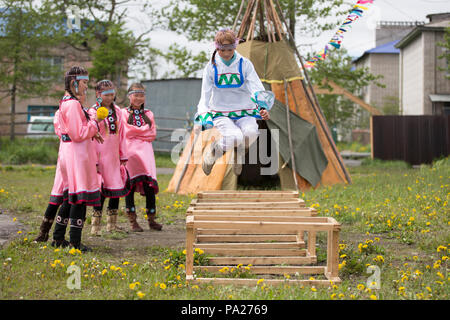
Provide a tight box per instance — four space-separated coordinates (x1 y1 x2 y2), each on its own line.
308 48 384 138
0 0 64 140
161 44 209 78
50 0 155 97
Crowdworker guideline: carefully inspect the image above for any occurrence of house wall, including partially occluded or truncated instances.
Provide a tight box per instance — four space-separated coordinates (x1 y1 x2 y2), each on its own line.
401 34 424 115
368 53 400 109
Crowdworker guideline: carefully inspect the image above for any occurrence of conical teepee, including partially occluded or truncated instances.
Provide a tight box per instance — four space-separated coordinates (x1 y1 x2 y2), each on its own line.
168 0 351 194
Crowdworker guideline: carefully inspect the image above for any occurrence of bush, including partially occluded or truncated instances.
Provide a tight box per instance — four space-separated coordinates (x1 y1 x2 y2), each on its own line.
0 137 59 165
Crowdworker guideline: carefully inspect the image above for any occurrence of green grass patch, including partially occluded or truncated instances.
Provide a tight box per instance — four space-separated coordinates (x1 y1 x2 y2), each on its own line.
0 158 449 300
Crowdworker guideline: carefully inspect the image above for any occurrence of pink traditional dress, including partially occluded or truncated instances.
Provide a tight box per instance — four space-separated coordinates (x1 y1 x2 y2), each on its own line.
58 97 101 206
89 104 129 198
48 105 69 205
120 107 158 195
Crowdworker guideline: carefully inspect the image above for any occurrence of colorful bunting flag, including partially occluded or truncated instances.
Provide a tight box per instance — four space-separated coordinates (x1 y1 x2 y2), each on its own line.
305 0 375 68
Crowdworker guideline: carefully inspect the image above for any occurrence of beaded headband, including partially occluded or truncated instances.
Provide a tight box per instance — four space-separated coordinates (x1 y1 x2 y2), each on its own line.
128 90 145 96
101 89 115 95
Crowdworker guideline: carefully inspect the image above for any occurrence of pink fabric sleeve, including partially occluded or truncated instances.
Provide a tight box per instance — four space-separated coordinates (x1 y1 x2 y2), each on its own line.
117 106 128 160
53 110 61 138
64 100 98 142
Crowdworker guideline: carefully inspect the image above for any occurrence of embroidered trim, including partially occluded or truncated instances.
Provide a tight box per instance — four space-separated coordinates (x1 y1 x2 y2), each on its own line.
213 57 244 88
194 108 262 131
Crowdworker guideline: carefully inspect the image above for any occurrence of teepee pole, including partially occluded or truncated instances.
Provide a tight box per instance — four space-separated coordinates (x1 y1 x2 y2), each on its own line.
274 0 352 185
269 0 284 40
264 0 275 42
233 0 246 33
238 0 256 40
284 79 299 191
247 0 260 41
259 0 266 40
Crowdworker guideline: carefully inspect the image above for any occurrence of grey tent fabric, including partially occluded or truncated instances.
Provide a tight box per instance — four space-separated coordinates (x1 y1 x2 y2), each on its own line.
265 99 328 187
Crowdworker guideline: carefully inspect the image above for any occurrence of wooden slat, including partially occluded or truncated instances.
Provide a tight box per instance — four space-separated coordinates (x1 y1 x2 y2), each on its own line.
190 214 317 221
199 190 299 194
200 248 306 256
198 191 298 199
207 256 316 265
191 277 341 286
195 242 302 249
196 234 298 242
194 216 329 223
197 228 298 235
191 201 306 208
195 198 301 203
192 220 338 232
194 265 325 275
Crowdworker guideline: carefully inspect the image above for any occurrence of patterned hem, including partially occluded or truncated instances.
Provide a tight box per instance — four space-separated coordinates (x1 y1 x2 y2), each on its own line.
130 175 159 195
49 190 69 205
101 185 131 198
194 109 262 131
68 190 102 206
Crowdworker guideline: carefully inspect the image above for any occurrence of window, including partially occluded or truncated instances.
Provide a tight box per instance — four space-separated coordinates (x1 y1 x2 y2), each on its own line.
443 102 450 116
27 105 58 121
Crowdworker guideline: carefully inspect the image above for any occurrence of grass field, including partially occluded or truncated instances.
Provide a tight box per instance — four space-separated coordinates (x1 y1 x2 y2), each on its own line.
0 158 448 300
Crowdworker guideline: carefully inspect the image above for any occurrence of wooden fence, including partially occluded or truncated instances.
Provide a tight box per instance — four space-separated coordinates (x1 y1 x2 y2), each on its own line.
0 110 192 153
371 115 450 165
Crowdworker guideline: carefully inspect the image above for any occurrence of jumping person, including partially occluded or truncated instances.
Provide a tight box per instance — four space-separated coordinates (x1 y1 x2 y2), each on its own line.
195 28 270 176
120 83 162 232
89 80 129 236
55 66 104 251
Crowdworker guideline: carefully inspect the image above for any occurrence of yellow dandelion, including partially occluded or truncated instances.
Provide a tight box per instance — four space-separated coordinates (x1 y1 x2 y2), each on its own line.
160 283 167 290
256 279 264 285
370 295 377 300
137 291 145 299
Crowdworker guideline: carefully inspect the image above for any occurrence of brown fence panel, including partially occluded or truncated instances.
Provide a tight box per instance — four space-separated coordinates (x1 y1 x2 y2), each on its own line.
372 115 450 165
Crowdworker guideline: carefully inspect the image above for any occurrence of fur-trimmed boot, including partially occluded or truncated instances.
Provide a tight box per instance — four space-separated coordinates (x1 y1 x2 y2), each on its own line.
106 209 127 233
126 207 143 232
34 217 54 242
146 209 162 231
90 209 103 236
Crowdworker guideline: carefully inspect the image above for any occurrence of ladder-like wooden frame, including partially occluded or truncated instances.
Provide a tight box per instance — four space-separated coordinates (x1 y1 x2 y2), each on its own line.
185 191 341 287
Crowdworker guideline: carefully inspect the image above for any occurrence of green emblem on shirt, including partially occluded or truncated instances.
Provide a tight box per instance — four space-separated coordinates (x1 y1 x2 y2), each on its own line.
218 73 241 86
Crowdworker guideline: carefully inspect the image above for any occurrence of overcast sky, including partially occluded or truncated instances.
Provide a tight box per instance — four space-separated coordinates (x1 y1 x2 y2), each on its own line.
119 0 450 80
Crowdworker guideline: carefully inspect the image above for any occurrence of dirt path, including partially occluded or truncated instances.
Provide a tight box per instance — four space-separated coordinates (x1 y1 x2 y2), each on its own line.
0 213 26 248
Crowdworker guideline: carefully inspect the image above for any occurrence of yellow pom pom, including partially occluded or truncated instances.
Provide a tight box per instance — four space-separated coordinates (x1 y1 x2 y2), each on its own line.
97 107 109 120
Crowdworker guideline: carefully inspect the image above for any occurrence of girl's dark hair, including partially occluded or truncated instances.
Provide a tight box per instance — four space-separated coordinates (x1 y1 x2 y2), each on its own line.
211 50 218 66
96 79 117 133
127 83 152 127
64 66 89 120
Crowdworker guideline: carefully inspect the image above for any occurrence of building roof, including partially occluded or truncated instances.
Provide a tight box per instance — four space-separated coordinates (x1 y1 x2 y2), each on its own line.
353 40 400 64
396 17 449 49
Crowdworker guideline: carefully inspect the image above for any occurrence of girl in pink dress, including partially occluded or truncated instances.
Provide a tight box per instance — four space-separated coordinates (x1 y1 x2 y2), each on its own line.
34 108 71 243
56 66 104 251
89 80 129 236
121 83 162 232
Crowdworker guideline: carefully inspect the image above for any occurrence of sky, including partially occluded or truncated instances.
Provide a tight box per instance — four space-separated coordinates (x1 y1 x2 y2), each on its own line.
117 0 450 81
